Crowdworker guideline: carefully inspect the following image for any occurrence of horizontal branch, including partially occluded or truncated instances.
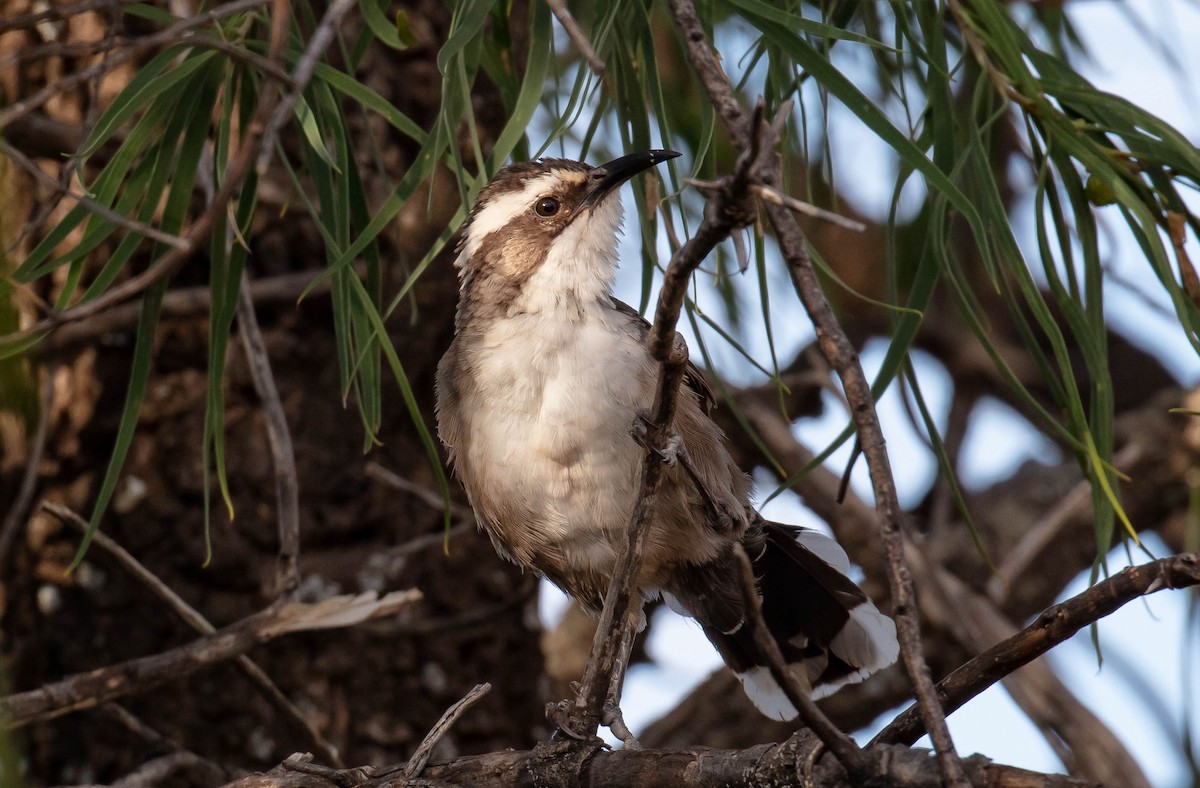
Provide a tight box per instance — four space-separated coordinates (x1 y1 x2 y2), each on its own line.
874 552 1200 746
34 267 345 354
224 733 1096 788
0 590 420 729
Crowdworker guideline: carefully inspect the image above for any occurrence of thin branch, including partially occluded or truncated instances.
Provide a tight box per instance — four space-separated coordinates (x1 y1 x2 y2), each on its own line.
35 268 344 354
732 546 868 778
873 552 1200 747
765 198 966 785
749 184 867 232
254 0 357 175
110 751 231 788
364 461 477 523
567 141 758 737
43 502 343 767
405 682 493 778
97 703 184 753
224 733 1098 788
0 0 276 131
236 271 302 599
0 139 190 250
0 364 54 570
544 0 605 75
0 588 421 729
665 0 964 783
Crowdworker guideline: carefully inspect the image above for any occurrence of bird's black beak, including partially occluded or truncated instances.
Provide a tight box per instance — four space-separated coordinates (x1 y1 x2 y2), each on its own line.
581 149 680 209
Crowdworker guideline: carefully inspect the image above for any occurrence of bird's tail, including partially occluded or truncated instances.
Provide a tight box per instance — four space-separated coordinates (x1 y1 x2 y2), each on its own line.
704 522 899 721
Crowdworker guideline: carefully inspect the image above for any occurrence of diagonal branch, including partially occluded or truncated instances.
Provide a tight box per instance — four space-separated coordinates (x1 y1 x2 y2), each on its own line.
665 0 965 784
0 588 421 729
764 200 966 786
873 552 1200 747
731 546 868 778
236 272 302 599
43 502 342 767
568 152 757 736
545 0 605 76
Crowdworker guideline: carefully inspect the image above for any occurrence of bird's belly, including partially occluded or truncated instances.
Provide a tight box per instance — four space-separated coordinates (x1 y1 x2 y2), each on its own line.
465 316 653 575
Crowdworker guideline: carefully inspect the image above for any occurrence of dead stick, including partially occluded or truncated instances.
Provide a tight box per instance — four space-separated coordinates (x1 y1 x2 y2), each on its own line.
0 588 419 728
873 552 1200 747
569 157 756 735
765 199 966 786
732 546 868 778
0 365 54 568
236 272 302 598
664 0 965 782
43 503 342 766
405 682 492 778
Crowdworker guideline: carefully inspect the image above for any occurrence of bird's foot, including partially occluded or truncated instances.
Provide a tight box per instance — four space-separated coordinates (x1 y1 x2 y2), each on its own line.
631 411 681 466
602 701 641 750
545 699 593 742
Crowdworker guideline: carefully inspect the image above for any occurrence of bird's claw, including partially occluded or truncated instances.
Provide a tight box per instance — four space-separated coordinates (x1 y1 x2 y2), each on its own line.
631 412 681 466
545 700 591 742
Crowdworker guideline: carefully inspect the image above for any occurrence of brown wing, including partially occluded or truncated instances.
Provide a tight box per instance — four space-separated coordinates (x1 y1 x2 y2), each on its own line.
609 297 716 413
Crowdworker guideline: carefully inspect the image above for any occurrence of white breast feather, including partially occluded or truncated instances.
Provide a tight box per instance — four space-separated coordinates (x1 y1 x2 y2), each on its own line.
462 197 648 565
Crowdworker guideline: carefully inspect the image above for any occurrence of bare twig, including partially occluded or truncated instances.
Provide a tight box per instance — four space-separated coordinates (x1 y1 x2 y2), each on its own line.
110 751 230 787
43 502 343 766
750 184 868 232
732 546 868 777
0 587 420 729
404 682 492 778
0 139 190 250
364 461 476 523
255 0 357 175
0 365 55 570
568 143 758 737
664 0 964 783
0 0 275 131
98 703 184 752
236 271 302 598
36 268 344 353
873 552 1200 747
545 0 605 75
765 198 966 785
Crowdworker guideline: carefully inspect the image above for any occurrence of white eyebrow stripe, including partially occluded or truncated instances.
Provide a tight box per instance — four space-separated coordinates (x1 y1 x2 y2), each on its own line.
461 175 555 259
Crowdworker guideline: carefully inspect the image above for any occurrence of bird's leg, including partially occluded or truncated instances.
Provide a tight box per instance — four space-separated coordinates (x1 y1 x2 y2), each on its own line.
633 411 741 535
631 410 681 465
601 605 642 749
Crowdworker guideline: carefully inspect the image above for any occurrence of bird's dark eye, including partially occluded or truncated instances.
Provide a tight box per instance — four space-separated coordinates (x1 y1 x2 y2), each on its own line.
534 197 561 217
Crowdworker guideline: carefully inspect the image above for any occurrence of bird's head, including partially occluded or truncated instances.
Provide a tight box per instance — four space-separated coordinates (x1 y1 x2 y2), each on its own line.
453 150 679 319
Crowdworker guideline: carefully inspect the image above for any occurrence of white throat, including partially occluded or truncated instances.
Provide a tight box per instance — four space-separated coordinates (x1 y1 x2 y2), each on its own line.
515 198 624 315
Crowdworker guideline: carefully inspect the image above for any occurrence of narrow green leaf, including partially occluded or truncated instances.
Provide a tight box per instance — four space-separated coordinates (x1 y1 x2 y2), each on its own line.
69 278 167 568
359 0 410 50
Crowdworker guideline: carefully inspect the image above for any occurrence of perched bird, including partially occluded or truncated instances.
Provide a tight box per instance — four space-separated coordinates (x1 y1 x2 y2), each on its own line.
435 150 898 720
